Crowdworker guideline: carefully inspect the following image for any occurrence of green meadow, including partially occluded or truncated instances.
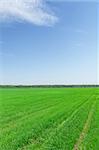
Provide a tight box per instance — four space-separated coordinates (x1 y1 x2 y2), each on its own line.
0 88 99 150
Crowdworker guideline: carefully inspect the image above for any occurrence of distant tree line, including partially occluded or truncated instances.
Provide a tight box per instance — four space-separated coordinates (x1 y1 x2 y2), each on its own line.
0 85 99 88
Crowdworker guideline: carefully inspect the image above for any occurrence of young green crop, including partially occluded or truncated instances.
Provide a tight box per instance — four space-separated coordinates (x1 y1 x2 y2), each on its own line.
0 88 98 150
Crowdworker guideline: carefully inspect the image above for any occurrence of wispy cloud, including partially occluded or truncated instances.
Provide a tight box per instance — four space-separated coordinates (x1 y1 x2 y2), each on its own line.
74 29 87 34
0 0 58 26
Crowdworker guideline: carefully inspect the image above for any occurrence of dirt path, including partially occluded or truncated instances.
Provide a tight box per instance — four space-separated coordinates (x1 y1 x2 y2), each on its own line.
73 101 96 150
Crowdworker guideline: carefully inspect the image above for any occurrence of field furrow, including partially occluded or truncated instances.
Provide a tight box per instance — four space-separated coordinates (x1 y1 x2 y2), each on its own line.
20 95 92 150
73 100 96 150
0 88 98 150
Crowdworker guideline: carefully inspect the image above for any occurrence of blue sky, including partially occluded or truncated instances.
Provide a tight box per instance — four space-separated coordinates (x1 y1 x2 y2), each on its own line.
0 1 98 85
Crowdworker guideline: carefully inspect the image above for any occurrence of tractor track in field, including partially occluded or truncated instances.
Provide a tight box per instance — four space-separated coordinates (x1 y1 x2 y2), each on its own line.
19 95 93 150
37 96 94 150
73 100 96 150
17 101 84 150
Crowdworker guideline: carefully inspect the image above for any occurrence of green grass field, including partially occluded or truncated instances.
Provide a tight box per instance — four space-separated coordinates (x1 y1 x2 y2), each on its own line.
0 88 99 150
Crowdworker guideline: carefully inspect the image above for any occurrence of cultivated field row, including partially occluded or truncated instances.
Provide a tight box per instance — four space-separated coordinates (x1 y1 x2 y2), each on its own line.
0 88 98 150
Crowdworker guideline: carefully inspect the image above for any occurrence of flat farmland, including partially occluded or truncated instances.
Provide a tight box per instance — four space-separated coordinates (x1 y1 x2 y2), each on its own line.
0 88 99 150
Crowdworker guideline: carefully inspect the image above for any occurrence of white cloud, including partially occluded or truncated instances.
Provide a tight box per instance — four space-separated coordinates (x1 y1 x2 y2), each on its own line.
0 0 58 26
